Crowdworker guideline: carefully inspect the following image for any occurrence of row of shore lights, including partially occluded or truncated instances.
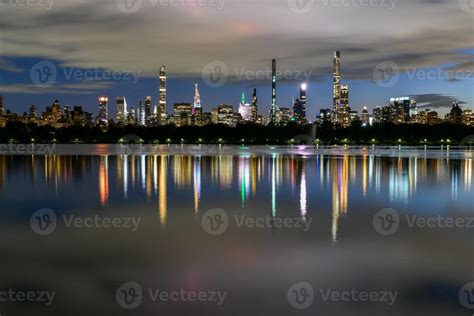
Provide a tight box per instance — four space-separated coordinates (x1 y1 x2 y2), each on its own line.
17 138 453 145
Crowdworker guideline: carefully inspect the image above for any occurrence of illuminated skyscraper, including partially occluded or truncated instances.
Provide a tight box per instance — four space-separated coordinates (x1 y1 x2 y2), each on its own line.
361 106 370 126
116 96 127 125
293 83 307 124
192 83 202 125
98 96 108 124
239 92 253 122
145 96 152 126
193 83 201 111
174 103 193 127
158 65 167 125
270 59 277 125
333 51 341 123
251 88 258 123
0 95 3 116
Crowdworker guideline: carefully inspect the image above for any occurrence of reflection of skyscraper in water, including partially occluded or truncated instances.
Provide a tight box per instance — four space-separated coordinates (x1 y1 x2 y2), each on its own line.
194 157 201 213
159 156 167 226
123 156 128 199
388 157 409 203
331 156 348 242
464 159 472 192
99 156 109 207
300 164 307 220
173 156 192 189
213 157 232 190
271 155 277 218
146 156 152 200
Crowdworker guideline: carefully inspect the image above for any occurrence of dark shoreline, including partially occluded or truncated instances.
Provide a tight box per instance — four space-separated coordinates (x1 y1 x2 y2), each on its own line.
1 122 473 145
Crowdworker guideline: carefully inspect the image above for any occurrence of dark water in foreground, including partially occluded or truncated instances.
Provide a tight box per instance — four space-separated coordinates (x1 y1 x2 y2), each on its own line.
0 149 473 315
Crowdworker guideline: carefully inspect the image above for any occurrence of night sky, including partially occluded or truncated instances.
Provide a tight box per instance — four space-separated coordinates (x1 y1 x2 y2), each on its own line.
0 0 472 119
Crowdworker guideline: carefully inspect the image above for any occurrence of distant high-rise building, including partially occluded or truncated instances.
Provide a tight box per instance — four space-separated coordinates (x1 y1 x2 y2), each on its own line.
279 107 292 126
193 83 202 125
427 111 439 125
145 96 152 126
373 106 382 124
128 106 136 125
361 106 370 126
193 83 202 111
333 51 341 123
72 106 87 126
193 107 202 126
116 96 127 125
318 109 332 124
63 106 72 125
201 112 212 125
293 83 307 124
28 105 37 121
390 97 411 124
98 96 108 124
462 109 473 126
251 88 258 123
339 84 350 127
448 102 463 124
217 104 234 126
173 103 193 127
0 95 4 116
211 108 219 124
270 59 277 124
137 100 143 126
239 92 253 122
158 65 167 125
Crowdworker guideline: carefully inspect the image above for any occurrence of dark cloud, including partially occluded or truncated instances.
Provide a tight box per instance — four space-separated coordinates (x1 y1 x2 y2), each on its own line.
410 94 466 109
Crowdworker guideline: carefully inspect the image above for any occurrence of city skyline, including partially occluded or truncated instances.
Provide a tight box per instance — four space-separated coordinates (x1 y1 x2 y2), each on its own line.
0 1 472 118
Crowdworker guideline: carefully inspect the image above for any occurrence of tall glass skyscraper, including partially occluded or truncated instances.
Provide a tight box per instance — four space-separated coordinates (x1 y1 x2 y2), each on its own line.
116 96 127 125
293 83 307 123
251 88 258 123
270 59 277 124
98 96 108 124
333 51 341 123
159 65 167 125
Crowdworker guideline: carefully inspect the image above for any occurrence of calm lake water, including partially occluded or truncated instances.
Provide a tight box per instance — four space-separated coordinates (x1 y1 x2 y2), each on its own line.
0 146 473 315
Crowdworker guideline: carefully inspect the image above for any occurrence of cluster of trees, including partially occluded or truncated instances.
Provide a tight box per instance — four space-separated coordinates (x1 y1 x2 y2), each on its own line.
0 121 473 145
